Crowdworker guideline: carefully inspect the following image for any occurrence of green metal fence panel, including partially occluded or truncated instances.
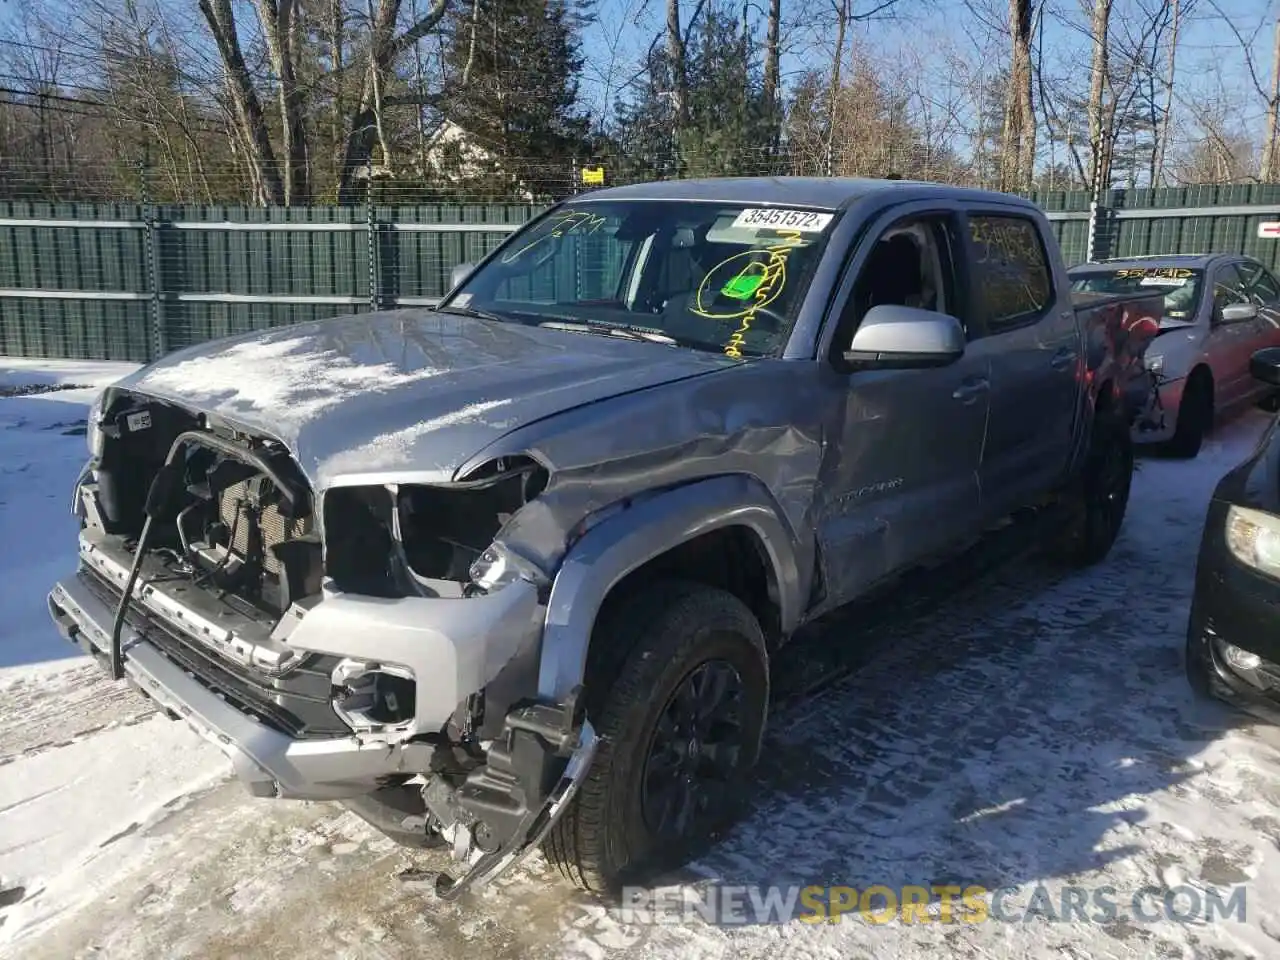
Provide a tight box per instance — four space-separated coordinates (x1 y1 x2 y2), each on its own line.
1047 220 1090 267
380 204 537 304
7 194 1280 362
163 301 376 353
0 297 150 361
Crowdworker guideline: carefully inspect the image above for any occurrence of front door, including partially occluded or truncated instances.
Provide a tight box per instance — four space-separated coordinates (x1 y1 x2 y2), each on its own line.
964 212 1081 520
812 210 988 606
1235 260 1280 402
1206 261 1263 409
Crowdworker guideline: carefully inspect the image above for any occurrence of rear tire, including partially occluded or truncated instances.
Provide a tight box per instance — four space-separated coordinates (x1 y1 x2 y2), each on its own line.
543 580 769 893
1050 402 1133 568
1168 374 1212 459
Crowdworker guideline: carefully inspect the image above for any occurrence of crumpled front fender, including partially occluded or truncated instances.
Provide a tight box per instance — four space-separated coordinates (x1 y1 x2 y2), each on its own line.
533 473 805 703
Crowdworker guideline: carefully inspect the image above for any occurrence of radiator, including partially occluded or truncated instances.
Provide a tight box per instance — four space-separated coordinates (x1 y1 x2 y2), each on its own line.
218 477 310 576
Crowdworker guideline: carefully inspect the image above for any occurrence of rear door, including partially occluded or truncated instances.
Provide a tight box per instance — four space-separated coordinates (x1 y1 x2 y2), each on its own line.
963 211 1080 521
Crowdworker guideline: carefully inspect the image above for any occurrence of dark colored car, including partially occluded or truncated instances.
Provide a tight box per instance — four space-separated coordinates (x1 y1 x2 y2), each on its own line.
1186 345 1280 721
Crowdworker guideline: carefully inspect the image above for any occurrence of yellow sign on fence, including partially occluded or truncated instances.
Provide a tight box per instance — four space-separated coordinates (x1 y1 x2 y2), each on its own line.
581 166 605 185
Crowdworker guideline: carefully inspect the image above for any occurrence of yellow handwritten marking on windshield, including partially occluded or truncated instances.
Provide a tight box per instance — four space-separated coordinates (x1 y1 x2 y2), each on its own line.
500 211 608 264
1114 267 1194 279
689 230 804 359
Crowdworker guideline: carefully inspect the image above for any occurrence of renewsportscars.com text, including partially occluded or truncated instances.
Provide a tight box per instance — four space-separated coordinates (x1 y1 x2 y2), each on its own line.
619 883 1248 926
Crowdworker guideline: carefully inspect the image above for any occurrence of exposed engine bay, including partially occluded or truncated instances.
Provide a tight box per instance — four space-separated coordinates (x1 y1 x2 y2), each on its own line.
89 391 548 618
89 392 321 621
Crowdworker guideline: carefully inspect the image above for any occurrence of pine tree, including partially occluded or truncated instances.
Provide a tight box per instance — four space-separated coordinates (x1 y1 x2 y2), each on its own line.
439 0 593 199
611 2 777 180
678 5 776 177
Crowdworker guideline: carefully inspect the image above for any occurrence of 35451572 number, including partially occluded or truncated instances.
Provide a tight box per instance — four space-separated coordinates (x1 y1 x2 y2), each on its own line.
731 208 834 233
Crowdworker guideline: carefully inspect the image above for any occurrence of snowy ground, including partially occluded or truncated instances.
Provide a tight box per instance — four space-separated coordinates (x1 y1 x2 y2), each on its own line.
3 359 1280 959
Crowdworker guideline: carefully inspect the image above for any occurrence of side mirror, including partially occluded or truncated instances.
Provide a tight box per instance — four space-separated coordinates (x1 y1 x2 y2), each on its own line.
1220 302 1258 323
449 262 475 290
1250 347 1280 386
844 304 966 369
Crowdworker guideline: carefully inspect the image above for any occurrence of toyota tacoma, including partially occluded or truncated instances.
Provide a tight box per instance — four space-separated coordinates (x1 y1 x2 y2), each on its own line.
47 177 1160 898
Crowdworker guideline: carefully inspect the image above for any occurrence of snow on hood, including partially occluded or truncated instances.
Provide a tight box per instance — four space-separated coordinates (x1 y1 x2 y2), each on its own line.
114 309 738 488
132 335 446 436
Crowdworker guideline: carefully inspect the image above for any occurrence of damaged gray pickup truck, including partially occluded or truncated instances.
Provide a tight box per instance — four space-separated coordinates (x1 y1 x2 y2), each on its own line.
47 177 1160 898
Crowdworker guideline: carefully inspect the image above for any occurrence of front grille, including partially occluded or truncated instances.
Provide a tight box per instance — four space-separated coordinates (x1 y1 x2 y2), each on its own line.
217 477 312 577
79 564 349 739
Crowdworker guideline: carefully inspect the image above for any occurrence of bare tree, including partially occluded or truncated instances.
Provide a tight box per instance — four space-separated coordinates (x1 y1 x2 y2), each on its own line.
334 0 451 201
1264 14 1280 181
1086 0 1113 195
666 0 689 124
1001 0 1035 191
198 0 284 204
251 0 309 203
1151 0 1180 185
1205 0 1279 182
764 0 781 113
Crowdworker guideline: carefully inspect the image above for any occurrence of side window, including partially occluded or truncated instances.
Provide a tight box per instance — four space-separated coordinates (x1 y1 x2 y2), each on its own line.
1212 264 1251 315
830 215 959 362
1237 261 1280 304
966 214 1053 333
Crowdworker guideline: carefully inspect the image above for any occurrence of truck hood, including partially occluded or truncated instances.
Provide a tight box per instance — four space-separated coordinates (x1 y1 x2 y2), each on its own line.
113 309 739 487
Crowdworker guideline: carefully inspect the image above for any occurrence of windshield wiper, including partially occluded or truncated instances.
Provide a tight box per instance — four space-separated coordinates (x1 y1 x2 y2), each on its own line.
434 304 514 324
536 319 679 346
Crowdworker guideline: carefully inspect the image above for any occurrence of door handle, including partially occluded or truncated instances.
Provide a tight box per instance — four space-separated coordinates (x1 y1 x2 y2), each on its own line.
1050 348 1077 370
952 377 990 403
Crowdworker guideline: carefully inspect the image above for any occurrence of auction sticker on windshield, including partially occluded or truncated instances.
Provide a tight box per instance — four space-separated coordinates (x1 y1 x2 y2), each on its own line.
1139 276 1188 287
731 208 834 233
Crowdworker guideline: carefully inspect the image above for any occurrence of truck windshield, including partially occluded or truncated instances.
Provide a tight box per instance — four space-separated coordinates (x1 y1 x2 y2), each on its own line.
443 200 839 358
1070 267 1204 323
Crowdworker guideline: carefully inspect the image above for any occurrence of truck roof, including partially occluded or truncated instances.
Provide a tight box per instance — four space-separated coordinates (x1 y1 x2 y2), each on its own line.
575 176 1044 212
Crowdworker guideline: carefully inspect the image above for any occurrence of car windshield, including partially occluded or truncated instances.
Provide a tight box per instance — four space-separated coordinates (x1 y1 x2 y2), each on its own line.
442 200 839 358
1070 266 1204 324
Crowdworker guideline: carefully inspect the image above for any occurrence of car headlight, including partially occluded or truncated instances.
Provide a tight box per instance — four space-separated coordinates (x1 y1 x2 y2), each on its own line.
468 542 548 594
1225 505 1280 579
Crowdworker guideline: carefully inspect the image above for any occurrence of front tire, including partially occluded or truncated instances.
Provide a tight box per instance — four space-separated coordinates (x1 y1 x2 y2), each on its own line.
544 580 769 893
1051 402 1134 567
1168 375 1212 458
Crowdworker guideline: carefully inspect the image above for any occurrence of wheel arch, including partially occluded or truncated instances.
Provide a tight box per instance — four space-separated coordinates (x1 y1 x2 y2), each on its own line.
1187 362 1215 398
533 474 804 705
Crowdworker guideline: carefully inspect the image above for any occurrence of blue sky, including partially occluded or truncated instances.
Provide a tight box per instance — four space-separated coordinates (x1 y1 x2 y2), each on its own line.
576 0 1275 135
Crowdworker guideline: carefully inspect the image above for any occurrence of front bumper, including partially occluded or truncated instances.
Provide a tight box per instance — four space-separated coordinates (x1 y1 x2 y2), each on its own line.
1185 501 1280 723
48 549 602 898
45 527 549 797
48 572 437 799
1132 375 1184 444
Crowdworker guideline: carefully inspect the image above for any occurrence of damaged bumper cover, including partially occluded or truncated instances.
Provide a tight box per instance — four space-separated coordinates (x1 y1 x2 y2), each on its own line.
49 572 433 798
1131 374 1185 443
47 531 601 898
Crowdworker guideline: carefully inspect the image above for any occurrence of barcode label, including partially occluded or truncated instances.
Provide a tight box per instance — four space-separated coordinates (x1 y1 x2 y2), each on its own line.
730 208 835 233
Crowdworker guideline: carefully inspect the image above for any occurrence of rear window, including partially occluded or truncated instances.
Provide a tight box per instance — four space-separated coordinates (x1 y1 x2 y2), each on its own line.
1070 266 1204 322
967 215 1053 331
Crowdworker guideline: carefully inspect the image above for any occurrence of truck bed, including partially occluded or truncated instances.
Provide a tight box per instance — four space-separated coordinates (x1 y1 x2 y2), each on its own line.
1072 288 1165 426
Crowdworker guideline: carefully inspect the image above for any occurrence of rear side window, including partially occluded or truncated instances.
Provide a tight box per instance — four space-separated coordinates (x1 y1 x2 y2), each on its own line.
966 214 1052 332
